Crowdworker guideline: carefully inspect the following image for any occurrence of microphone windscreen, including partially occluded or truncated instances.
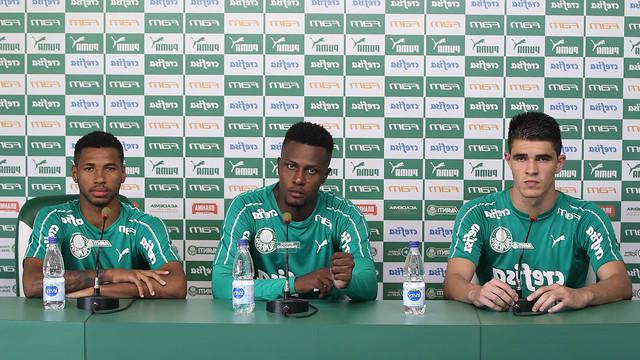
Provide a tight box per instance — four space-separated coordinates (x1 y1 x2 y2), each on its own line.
282 212 292 225
529 212 538 222
101 207 111 220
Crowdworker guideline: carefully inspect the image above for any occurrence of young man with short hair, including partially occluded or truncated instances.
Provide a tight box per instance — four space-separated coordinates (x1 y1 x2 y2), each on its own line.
213 122 377 301
23 131 186 299
444 112 631 312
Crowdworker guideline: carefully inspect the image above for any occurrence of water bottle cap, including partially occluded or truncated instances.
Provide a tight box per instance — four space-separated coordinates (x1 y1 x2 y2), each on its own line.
47 236 58 245
237 238 249 246
408 241 419 248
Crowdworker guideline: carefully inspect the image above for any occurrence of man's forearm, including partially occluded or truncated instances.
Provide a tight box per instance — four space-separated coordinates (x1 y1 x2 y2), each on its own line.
212 264 291 300
582 273 632 306
443 273 481 304
339 258 377 301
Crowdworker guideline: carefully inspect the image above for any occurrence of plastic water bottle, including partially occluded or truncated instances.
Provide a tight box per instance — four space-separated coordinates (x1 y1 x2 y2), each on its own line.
43 236 65 310
232 237 254 313
403 241 425 314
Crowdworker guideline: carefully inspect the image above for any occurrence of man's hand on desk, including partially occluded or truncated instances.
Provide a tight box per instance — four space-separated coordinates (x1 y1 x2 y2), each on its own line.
330 252 354 289
469 278 518 312
294 268 334 297
528 284 591 313
67 269 170 298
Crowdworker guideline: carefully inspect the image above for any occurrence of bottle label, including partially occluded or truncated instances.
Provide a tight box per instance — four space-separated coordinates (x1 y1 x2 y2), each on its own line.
403 282 425 307
232 279 254 306
43 277 65 302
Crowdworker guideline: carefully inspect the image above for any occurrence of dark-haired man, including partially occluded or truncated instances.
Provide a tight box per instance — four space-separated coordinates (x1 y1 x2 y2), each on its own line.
213 122 377 300
444 112 631 312
23 131 186 299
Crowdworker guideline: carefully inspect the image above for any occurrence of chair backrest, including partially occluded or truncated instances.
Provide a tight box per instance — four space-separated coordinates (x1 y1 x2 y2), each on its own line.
15 195 132 297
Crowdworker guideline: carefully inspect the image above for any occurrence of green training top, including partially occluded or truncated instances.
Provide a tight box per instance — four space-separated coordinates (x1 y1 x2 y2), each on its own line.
25 200 180 270
213 183 377 301
449 190 622 296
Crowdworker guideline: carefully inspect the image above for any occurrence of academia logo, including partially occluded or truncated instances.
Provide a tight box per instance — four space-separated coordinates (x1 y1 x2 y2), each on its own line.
384 200 422 220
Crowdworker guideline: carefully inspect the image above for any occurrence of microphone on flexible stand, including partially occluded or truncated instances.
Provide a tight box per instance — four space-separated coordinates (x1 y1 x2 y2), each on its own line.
512 212 539 316
77 207 120 312
266 212 310 315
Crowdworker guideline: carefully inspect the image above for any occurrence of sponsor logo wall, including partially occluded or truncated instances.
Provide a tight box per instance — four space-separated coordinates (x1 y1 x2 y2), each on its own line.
0 0 639 300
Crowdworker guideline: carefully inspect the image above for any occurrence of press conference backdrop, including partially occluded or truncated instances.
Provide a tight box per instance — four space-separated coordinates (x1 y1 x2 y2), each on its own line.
0 0 639 300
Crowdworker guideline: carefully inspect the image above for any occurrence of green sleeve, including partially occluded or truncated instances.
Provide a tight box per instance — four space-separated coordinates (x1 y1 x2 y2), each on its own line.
212 262 296 300
448 200 484 265
333 203 377 301
24 206 64 260
134 216 180 270
578 204 623 273
212 195 296 300
335 257 377 301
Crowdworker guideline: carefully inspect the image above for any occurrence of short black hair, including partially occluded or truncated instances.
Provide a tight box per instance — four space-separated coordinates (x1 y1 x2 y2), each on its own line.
74 131 125 166
283 122 334 157
507 112 562 156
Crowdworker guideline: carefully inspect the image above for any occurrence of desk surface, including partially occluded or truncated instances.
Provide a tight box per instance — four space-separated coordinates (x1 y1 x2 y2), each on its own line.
0 298 90 360
2 298 640 360
85 299 480 360
477 301 640 360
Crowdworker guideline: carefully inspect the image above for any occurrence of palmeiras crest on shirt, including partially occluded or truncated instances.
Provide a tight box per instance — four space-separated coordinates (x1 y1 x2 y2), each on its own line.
254 227 276 254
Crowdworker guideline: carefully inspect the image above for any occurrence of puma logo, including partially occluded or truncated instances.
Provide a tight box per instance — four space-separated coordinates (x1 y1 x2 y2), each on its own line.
551 235 566 248
315 239 328 254
116 248 130 262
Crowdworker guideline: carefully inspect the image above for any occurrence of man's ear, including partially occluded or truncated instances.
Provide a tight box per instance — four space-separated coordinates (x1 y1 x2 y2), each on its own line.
555 154 566 174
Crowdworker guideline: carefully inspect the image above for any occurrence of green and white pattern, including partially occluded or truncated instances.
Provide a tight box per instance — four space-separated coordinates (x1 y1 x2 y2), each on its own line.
0 0 639 299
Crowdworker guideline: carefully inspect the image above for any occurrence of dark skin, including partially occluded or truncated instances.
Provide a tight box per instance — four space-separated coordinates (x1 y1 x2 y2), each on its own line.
274 140 355 297
23 147 186 299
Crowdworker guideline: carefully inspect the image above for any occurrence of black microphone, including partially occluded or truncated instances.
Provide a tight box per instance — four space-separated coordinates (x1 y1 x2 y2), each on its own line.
266 212 310 315
94 207 110 297
512 212 539 315
282 212 292 299
77 207 120 312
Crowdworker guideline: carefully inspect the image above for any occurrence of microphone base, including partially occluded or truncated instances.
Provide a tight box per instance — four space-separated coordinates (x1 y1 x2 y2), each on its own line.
266 298 309 315
77 296 120 312
512 298 545 316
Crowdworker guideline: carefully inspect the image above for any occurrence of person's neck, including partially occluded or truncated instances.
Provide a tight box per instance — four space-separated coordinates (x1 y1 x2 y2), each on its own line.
79 198 121 230
273 186 315 222
509 187 558 217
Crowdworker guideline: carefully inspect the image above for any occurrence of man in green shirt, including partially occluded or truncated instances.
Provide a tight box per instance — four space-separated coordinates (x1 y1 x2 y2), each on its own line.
23 131 186 299
213 122 377 301
444 112 631 312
